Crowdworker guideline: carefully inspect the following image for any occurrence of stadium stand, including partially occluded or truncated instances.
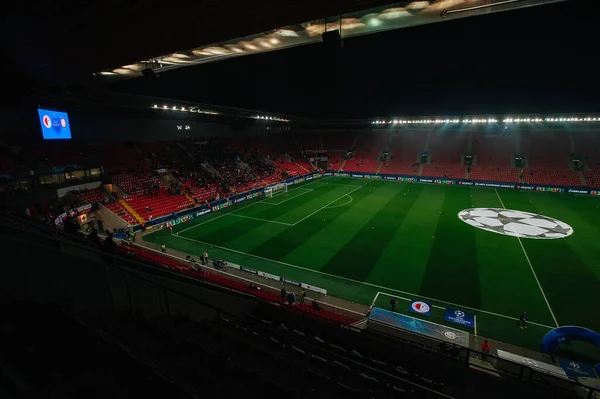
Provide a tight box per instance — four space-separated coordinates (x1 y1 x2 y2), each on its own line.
383 131 427 175
421 130 468 179
572 131 600 187
469 165 520 183
0 154 15 173
115 172 193 220
521 130 571 168
342 131 389 173
76 187 105 204
0 300 192 398
469 130 519 182
104 201 138 224
522 167 584 186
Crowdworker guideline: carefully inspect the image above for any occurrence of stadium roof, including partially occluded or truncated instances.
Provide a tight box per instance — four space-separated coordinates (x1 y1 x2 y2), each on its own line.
94 0 565 81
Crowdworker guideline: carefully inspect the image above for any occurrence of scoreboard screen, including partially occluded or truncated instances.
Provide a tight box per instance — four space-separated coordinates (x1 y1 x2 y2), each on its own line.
38 108 72 140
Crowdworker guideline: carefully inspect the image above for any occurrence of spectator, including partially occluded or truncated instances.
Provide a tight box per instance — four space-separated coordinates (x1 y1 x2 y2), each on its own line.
87 228 100 247
311 300 321 311
286 291 296 306
280 287 287 304
201 251 208 265
481 340 491 360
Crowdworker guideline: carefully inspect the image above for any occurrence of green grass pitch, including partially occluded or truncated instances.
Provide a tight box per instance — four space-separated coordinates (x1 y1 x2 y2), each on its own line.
144 176 600 354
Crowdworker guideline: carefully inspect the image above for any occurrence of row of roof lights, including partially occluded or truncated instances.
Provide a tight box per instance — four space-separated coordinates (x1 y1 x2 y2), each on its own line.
253 115 290 122
152 105 218 115
373 117 600 124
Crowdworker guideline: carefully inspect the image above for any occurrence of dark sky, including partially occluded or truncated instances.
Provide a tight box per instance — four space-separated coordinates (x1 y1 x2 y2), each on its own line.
112 1 599 118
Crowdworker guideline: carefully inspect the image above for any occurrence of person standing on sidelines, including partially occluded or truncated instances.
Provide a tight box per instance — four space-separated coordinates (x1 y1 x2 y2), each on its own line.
519 311 527 329
300 288 306 303
390 297 398 312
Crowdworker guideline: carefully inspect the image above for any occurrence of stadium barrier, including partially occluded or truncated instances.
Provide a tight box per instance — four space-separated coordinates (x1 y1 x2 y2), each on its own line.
126 241 363 323
331 171 600 196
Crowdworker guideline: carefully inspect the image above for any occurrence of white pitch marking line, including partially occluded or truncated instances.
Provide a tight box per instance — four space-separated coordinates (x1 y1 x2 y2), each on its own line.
474 315 478 336
227 213 294 226
174 234 555 329
176 177 330 236
325 194 353 209
291 184 365 226
263 188 313 205
494 188 559 327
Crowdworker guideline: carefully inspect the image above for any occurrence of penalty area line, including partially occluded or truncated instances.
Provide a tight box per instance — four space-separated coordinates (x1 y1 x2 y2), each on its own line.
173 234 555 330
494 189 560 328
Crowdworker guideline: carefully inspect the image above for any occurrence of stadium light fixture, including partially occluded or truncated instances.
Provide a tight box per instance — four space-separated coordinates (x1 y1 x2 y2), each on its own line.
163 105 168 109
172 106 177 110
152 104 158 108
181 107 187 111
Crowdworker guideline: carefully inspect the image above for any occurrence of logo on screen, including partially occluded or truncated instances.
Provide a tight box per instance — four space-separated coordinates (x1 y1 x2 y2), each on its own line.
570 362 580 369
411 301 430 314
455 310 465 318
60 118 67 128
43 115 52 128
444 331 458 340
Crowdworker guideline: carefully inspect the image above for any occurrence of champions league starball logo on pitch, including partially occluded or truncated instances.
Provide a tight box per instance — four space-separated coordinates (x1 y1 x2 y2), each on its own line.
458 208 573 239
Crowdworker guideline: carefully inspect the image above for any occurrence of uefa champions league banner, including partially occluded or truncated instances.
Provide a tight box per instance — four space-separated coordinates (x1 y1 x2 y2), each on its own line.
327 169 600 197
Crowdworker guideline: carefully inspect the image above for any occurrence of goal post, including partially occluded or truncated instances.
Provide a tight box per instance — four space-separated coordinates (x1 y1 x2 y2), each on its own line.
265 183 288 198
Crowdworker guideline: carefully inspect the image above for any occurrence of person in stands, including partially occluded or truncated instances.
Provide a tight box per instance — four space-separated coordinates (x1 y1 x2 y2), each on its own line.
481 340 491 361
280 287 287 304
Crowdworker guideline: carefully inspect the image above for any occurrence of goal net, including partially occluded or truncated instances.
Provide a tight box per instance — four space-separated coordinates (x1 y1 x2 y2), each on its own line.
264 183 287 198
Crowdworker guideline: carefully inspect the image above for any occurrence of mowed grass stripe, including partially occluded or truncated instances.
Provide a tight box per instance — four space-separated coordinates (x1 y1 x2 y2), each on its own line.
419 186 481 309
534 193 600 282
501 190 600 331
249 182 375 263
320 184 422 281
366 185 446 294
470 188 554 323
282 182 405 268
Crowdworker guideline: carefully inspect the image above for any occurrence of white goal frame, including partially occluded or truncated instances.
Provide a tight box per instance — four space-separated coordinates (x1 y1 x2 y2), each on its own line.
264 183 288 198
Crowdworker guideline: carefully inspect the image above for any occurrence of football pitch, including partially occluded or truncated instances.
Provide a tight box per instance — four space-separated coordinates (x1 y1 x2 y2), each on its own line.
144 176 600 353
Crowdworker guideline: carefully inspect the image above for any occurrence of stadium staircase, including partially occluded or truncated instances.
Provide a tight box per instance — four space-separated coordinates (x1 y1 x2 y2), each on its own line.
578 170 587 185
119 199 145 224
338 159 347 172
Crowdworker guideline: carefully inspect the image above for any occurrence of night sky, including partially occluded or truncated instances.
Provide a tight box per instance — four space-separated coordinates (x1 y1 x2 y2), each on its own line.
112 1 599 118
